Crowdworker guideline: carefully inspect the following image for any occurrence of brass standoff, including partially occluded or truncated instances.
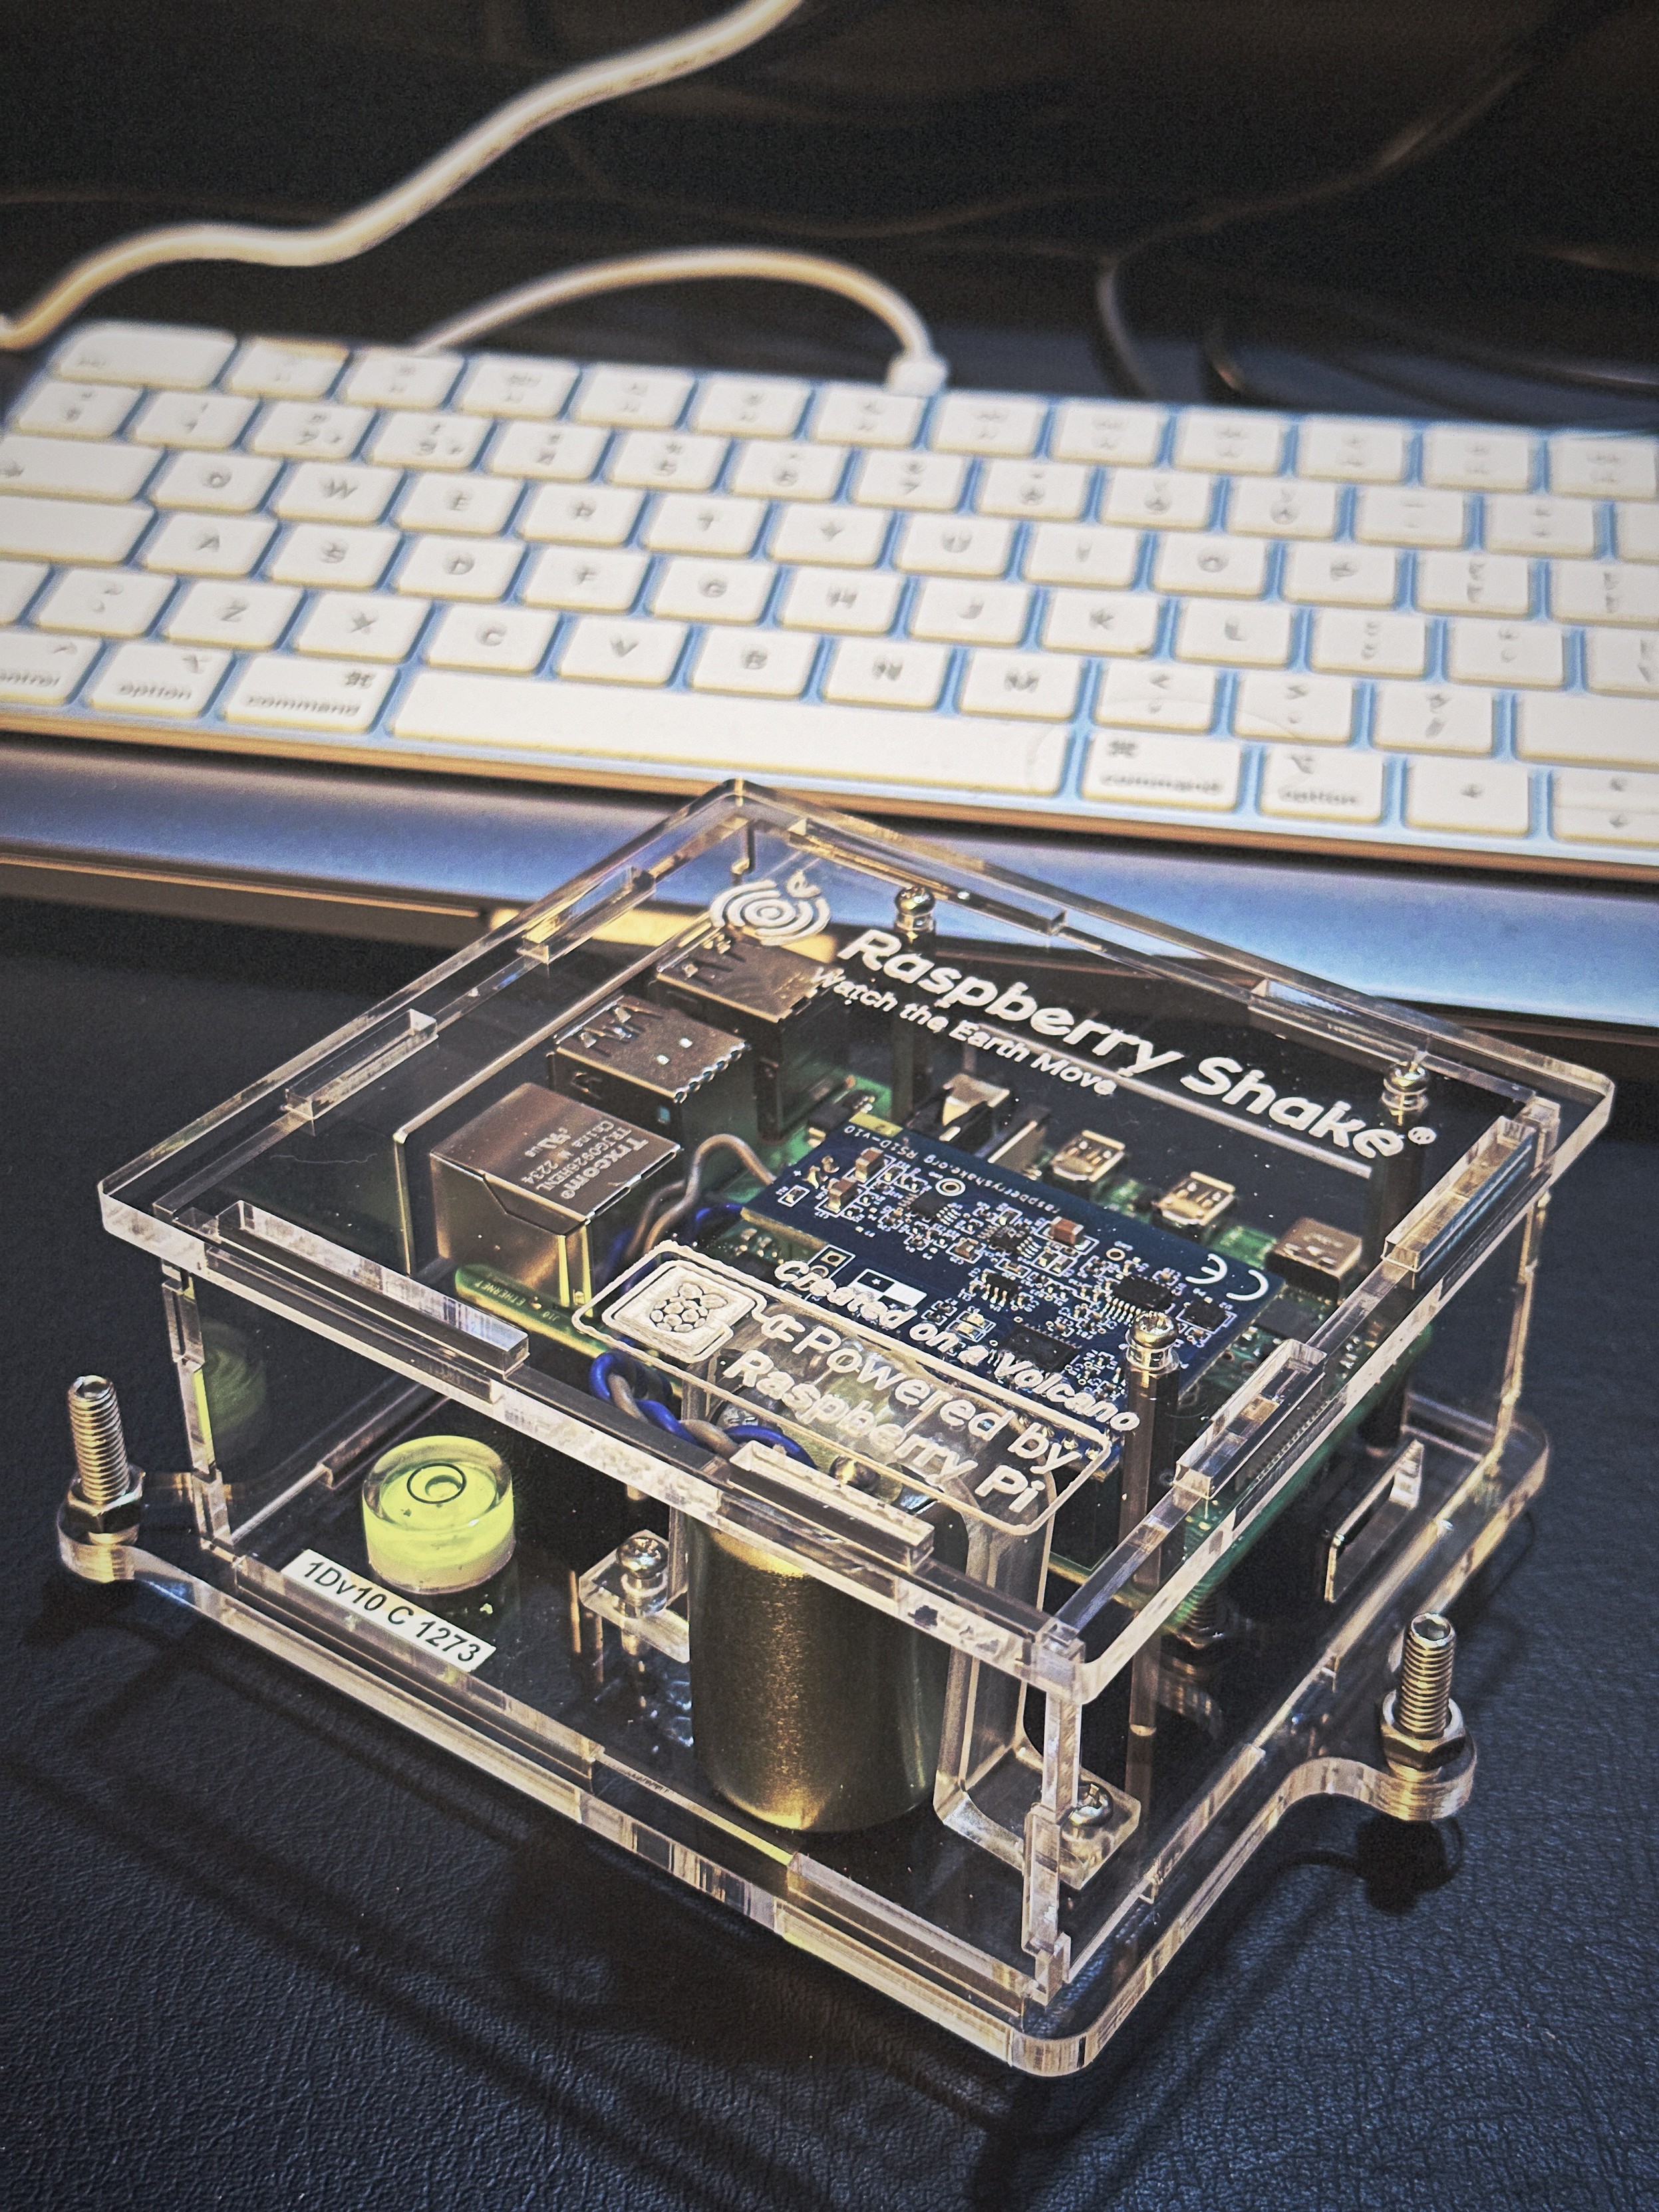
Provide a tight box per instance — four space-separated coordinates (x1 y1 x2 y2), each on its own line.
58 1374 146 1582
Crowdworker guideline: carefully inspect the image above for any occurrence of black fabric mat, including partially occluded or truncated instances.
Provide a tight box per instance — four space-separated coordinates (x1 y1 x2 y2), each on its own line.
3 898 1655 2212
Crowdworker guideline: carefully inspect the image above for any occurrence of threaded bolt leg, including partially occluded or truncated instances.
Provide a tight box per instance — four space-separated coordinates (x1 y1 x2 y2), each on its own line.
67 1376 131 1507
1396 1613 1455 1738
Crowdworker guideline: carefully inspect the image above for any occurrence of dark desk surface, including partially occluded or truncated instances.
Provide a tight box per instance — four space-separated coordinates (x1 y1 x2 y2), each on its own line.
5 896 1656 2212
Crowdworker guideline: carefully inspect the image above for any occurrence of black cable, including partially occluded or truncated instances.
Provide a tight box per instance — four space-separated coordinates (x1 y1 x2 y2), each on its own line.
1095 0 1639 400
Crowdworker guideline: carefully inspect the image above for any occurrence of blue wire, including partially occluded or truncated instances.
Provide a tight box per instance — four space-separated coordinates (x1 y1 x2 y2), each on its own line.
724 1422 816 1465
639 1398 694 1440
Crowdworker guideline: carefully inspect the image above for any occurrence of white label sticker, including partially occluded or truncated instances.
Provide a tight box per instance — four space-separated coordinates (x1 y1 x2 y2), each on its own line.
281 1549 496 1672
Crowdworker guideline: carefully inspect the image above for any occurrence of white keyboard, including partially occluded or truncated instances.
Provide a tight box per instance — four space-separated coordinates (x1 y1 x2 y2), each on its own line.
3 316 1658 879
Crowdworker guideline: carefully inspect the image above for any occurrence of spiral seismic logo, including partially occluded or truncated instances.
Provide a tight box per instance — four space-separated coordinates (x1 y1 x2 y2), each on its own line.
708 868 831 945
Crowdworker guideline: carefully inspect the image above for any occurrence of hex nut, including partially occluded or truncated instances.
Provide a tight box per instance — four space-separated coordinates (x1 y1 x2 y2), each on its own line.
1379 1688 1468 1774
60 1480 145 1543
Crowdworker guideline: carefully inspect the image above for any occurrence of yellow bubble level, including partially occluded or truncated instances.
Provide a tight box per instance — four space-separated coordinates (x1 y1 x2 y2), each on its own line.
361 1434 515 1596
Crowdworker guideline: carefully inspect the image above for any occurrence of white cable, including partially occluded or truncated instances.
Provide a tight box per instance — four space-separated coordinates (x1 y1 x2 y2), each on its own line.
0 0 809 355
411 245 950 394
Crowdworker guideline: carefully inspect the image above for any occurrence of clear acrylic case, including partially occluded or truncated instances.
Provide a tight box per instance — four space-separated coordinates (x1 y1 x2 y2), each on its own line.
66 782 1608 2072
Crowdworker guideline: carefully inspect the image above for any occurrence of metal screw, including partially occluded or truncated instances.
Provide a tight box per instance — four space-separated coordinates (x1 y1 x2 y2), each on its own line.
1124 1310 1179 1380
1396 1613 1456 1738
67 1376 130 1508
1062 1786 1113 1838
894 885 935 944
617 1530 669 1609
1380 1060 1431 1124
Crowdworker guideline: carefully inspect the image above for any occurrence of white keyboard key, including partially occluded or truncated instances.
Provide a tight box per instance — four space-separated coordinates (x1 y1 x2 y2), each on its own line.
1104 470 1214 530
557 615 686 685
1584 629 1659 697
1416 552 1533 617
1175 601 1292 667
56 323 233 391
690 627 817 698
1050 402 1165 467
1282 543 1398 607
651 557 773 625
1421 427 1535 492
894 514 1012 578
87 641 229 717
395 472 522 537
823 638 948 709
368 410 487 472
810 385 923 448
128 391 255 450
35 566 172 637
608 431 728 491
150 451 279 514
770 504 889 569
778 566 902 635
692 375 809 438
15 381 140 438
1233 672 1354 742
1447 619 1564 688
520 547 647 613
1041 587 1160 657
1173 410 1286 475
164 579 301 649
1354 487 1468 548
0 435 155 502
1615 504 1659 563
251 402 372 462
643 494 765 557
1227 478 1339 539
1405 756 1531 836
1082 728 1241 809
0 627 97 703
225 339 345 400
393 674 1066 794
0 559 47 622
930 393 1044 457
853 450 967 512
1552 766 1659 846
222 653 392 731
728 439 845 502
1517 694 1659 768
1484 496 1596 557
1309 609 1428 677
396 534 523 601
1372 683 1494 754
975 460 1090 521
341 350 462 410
909 578 1030 645
572 367 693 429
1095 662 1216 731
274 462 401 525
518 483 643 546
426 603 555 673
295 592 428 661
269 524 398 590
1023 523 1141 589
486 420 608 482
1294 417 1408 483
142 512 273 577
0 494 149 565
1153 533 1267 597
960 649 1078 720
454 355 577 419
1260 745 1386 822
1550 559 1659 628
1549 434 1658 500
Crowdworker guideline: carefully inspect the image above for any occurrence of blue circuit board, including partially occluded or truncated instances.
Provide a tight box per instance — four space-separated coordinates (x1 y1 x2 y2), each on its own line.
742 1122 1280 1420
